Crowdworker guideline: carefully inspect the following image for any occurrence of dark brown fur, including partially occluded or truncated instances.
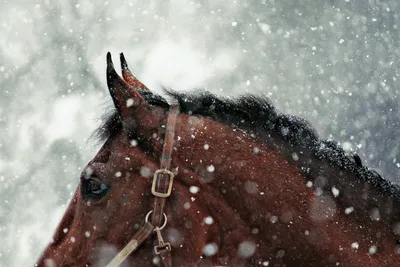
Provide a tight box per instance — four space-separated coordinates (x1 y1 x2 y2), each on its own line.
36 54 400 267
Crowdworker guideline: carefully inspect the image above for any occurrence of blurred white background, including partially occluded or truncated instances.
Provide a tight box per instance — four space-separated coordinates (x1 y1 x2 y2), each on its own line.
1 0 400 266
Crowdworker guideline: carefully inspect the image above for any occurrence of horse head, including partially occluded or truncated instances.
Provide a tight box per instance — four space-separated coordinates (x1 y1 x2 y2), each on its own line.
36 53 400 267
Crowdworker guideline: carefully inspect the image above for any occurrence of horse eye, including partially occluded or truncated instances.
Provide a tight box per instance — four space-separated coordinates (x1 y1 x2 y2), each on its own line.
81 176 109 199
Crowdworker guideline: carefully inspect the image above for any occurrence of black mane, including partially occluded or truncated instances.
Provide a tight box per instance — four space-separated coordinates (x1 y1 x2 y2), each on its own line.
94 89 400 201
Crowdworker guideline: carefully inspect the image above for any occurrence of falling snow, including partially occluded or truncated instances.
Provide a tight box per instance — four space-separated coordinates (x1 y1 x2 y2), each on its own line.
189 185 200 194
369 245 377 255
203 243 218 256
331 187 340 197
130 139 138 147
184 203 190 210
345 207 354 215
140 166 152 178
126 98 134 107
206 165 215 172
238 241 256 258
203 216 214 225
4 1 400 266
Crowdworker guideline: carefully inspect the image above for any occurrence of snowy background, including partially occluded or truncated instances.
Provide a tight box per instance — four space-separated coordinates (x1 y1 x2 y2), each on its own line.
1 0 400 266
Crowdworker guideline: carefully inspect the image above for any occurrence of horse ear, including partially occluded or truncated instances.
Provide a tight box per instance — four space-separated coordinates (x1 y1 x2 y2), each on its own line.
120 53 150 91
106 52 146 119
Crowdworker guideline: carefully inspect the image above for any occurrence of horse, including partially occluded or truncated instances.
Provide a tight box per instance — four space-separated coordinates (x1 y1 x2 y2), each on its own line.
35 52 400 267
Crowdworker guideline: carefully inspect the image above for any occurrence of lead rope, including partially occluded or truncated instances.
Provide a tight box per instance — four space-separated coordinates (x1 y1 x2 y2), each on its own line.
105 104 180 267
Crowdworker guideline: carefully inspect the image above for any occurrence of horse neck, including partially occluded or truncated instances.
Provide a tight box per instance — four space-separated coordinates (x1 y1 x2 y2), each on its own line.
268 135 400 231
171 119 400 265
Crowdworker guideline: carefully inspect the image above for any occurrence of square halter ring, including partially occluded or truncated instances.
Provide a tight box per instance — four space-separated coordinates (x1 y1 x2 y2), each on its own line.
151 169 175 198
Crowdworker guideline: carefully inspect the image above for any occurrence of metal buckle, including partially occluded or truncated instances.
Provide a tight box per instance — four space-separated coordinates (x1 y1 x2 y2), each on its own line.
154 242 171 255
151 169 174 198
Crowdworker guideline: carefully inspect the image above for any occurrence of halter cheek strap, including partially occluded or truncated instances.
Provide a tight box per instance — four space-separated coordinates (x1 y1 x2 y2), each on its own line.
105 104 180 267
148 104 180 267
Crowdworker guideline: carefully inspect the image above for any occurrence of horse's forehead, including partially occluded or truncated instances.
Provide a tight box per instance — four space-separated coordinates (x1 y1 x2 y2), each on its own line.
92 133 147 164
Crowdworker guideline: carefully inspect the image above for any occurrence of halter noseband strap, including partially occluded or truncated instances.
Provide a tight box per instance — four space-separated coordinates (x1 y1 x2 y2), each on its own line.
106 104 180 267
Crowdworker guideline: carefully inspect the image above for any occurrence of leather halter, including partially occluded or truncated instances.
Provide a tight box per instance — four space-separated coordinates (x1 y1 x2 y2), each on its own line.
106 104 180 267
